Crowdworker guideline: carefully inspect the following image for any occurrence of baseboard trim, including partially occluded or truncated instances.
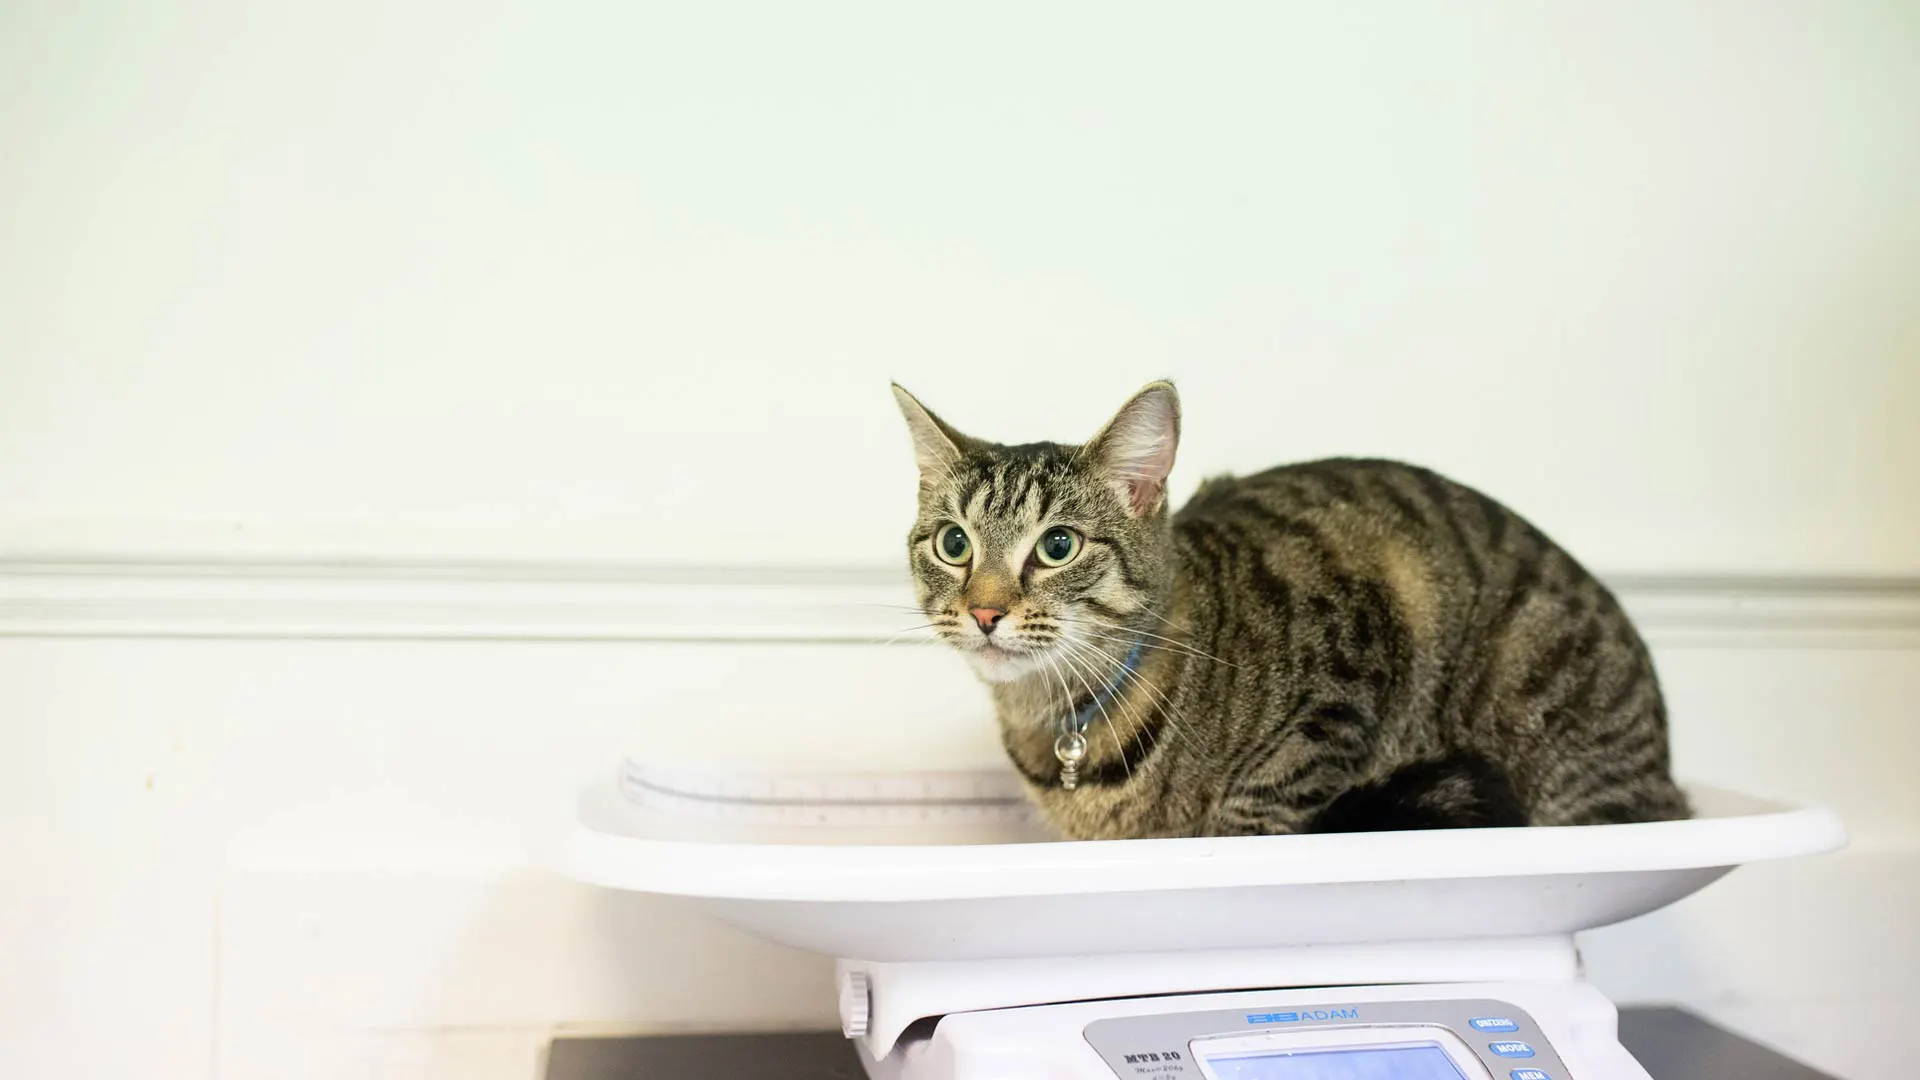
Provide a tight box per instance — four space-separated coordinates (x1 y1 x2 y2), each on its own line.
3 557 1918 646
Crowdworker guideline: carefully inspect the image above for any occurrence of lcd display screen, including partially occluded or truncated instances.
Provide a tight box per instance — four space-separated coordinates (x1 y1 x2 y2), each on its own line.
1204 1042 1469 1080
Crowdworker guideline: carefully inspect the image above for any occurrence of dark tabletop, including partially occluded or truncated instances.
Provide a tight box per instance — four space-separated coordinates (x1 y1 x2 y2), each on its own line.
547 1005 1839 1080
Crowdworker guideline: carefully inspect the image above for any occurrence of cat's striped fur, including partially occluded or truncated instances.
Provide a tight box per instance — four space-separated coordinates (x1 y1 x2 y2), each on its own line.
894 381 1689 840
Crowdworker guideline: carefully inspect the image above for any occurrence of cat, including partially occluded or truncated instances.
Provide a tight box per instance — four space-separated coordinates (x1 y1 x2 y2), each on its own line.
893 380 1689 840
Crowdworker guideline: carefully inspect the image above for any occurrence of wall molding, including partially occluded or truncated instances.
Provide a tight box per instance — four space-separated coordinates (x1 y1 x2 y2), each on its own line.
3 556 1919 647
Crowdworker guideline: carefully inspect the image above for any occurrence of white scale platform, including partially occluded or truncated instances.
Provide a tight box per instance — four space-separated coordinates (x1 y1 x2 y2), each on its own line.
555 761 1845 1080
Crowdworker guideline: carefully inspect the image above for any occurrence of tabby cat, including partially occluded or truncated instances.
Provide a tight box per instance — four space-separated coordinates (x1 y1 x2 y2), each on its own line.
893 381 1689 841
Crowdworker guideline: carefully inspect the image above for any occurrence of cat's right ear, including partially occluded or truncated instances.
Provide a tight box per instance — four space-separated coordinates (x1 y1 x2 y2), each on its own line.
1085 380 1181 516
892 384 971 486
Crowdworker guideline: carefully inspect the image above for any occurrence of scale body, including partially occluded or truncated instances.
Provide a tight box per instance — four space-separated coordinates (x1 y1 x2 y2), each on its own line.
860 981 1640 1080
554 760 1846 1080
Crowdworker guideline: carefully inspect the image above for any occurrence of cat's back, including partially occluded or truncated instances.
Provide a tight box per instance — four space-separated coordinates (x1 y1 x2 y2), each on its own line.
1167 456 1684 828
1167 455 1627 686
1173 457 1519 575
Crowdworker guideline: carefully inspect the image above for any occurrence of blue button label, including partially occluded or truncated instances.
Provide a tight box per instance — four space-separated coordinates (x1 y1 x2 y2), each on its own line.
1471 1017 1520 1032
1489 1042 1536 1058
1511 1070 1550 1080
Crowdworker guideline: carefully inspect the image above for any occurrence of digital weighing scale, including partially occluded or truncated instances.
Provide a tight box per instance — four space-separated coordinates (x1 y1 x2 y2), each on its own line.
556 761 1845 1080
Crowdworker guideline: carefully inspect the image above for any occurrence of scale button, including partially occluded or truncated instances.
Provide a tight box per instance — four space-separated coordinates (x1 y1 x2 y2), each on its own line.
1488 1041 1536 1058
1470 1017 1520 1032
1511 1071 1551 1080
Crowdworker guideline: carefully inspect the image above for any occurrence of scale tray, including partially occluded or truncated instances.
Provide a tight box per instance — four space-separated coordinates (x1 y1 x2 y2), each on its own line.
555 761 1845 963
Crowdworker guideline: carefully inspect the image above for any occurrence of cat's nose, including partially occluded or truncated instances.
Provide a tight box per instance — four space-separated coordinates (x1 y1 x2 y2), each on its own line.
968 607 1006 634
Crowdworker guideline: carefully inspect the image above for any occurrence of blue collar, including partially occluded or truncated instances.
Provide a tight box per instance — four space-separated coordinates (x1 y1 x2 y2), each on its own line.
1067 638 1146 734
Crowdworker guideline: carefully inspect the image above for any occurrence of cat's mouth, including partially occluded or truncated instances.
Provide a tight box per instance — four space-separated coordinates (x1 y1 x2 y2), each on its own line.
976 641 1021 660
961 637 1050 683
964 633 1053 657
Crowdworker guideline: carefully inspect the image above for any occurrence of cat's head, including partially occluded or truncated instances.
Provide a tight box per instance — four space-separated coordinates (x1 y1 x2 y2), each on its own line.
892 381 1181 684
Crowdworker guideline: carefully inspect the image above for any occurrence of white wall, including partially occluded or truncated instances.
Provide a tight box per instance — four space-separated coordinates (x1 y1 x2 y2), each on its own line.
2 0 1917 572
2 3 1918 1080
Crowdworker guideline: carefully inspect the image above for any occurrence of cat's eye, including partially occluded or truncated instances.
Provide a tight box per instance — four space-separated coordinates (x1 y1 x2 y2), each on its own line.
1034 526 1082 567
935 524 972 566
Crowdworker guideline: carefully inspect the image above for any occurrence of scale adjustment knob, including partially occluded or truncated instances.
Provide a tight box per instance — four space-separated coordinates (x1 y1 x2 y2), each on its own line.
840 970 872 1038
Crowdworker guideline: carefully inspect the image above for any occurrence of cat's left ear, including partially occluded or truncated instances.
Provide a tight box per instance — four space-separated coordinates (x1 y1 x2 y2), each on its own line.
892 384 975 487
1086 381 1181 516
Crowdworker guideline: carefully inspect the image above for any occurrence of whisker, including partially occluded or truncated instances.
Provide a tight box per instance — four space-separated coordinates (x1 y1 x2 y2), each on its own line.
1064 624 1234 669
1037 653 1072 728
1133 599 1191 633
871 623 949 646
1055 635 1203 759
1075 638 1199 769
1053 638 1174 764
1065 615 1239 668
1057 642 1159 770
1073 615 1232 661
1069 627 1198 656
1052 644 1131 783
1070 612 1211 649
